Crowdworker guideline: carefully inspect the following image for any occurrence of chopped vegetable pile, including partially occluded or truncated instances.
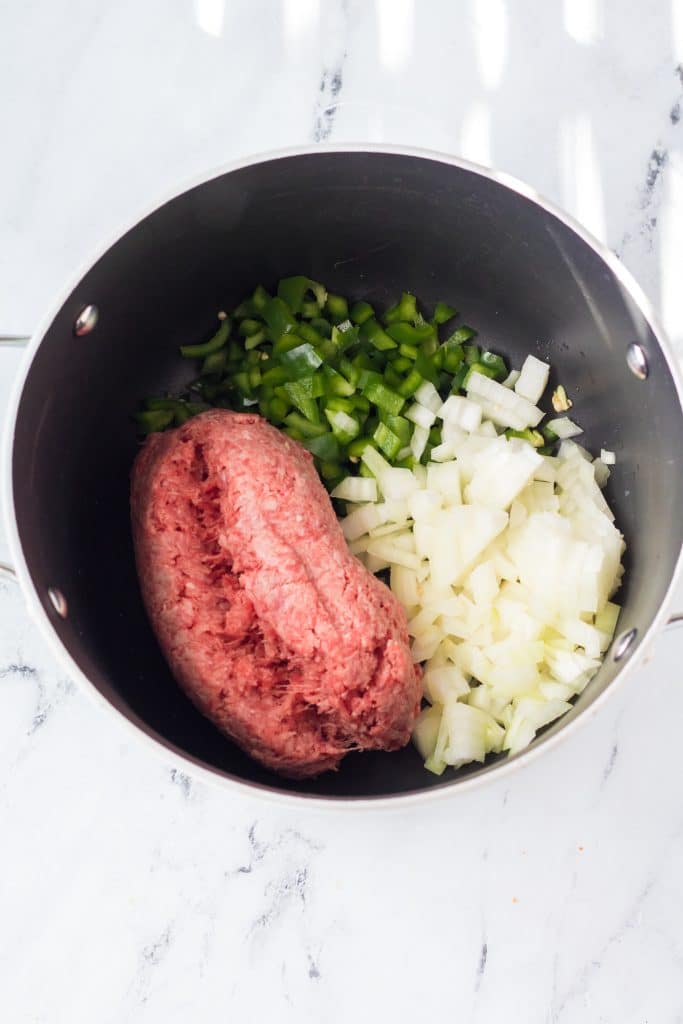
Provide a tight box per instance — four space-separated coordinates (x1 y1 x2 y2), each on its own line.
138 276 556 489
334 359 624 774
138 278 625 774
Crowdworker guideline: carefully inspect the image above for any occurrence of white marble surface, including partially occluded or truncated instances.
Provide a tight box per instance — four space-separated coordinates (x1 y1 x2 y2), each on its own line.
2 2 683 1021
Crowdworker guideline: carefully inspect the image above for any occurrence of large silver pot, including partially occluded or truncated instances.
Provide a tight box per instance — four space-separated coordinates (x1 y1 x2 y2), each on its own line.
3 145 682 806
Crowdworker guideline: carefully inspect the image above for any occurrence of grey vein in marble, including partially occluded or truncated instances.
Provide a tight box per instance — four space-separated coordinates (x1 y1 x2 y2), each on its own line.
475 942 488 989
168 767 193 798
313 64 345 142
602 742 619 782
312 0 348 142
137 924 174 1005
552 876 658 1021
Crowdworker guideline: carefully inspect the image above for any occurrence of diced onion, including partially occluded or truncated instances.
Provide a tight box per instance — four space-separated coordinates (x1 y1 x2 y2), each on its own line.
410 424 430 462
514 354 550 405
430 441 458 462
438 395 482 432
546 417 583 439
331 476 377 503
466 372 544 429
339 349 624 776
405 403 437 429
415 380 443 414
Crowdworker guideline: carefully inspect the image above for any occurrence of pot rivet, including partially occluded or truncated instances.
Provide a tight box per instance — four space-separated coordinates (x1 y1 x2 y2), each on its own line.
626 343 648 380
612 627 637 662
74 304 98 337
47 587 68 619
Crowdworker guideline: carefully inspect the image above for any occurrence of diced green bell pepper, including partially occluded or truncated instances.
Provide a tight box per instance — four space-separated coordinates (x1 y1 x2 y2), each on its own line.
480 350 508 381
277 276 326 314
373 421 403 460
362 378 405 415
325 293 349 324
383 292 418 325
349 300 375 325
386 322 435 346
263 297 298 338
432 301 457 325
359 318 397 352
278 342 323 379
180 317 231 358
303 433 341 461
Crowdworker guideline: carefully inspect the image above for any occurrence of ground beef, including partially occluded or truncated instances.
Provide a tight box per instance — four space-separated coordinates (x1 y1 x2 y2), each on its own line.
130 410 421 778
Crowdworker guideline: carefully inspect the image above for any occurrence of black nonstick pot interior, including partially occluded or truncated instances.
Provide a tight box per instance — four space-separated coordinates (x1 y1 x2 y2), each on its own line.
11 150 683 798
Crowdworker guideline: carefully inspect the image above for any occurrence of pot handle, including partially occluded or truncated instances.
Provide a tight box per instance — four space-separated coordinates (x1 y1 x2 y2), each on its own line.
0 336 31 347
1 338 28 584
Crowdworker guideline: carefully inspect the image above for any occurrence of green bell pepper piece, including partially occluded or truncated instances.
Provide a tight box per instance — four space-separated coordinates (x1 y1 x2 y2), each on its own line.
325 293 349 324
441 341 465 375
464 343 481 366
323 364 355 397
201 349 229 376
362 378 405 415
373 421 403 460
277 276 326 314
349 300 375 325
432 301 457 325
359 318 397 351
134 409 174 433
284 412 328 438
278 342 323 379
310 317 332 338
303 433 341 461
383 292 418 325
180 317 231 358
480 350 508 380
263 296 297 338
397 368 423 398
386 322 435 346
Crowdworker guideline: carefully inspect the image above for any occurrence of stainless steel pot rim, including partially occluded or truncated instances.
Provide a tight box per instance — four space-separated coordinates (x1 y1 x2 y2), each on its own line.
3 143 683 810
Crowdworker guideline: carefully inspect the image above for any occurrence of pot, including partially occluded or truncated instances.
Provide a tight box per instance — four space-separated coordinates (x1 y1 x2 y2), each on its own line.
3 145 682 806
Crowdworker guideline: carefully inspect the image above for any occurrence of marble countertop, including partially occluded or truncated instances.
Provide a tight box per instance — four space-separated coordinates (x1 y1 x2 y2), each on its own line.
2 2 683 1021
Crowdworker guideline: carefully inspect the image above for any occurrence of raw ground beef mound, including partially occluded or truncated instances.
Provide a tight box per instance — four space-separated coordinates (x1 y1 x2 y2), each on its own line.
130 410 421 778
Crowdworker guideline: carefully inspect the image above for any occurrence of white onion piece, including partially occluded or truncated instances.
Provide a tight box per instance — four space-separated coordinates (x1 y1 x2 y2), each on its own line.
601 448 616 465
409 489 442 522
410 424 429 462
514 354 550 405
464 437 542 510
438 395 482 432
426 462 461 503
593 458 610 489
466 372 544 428
406 403 437 429
331 476 377 503
415 380 443 414
547 416 583 439
366 538 421 571
430 440 458 462
477 420 498 438
381 468 420 501
341 503 383 540
423 665 470 705
364 553 390 574
441 420 468 445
